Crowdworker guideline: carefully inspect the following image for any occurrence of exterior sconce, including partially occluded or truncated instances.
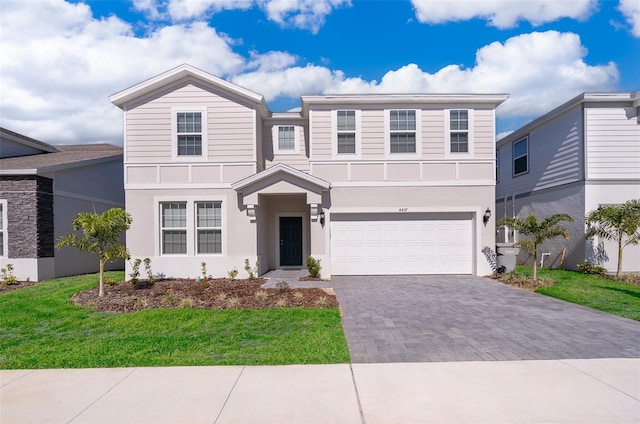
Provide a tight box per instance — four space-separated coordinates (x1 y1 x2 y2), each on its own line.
319 210 325 227
483 207 491 226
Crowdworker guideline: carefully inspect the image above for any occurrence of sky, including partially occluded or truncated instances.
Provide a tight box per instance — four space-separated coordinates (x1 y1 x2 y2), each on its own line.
1 0 639 146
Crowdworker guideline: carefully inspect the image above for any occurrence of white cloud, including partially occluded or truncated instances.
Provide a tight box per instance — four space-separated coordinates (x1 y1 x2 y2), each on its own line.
167 0 253 21
618 0 640 37
257 0 351 34
0 0 250 144
411 0 597 28
234 31 618 119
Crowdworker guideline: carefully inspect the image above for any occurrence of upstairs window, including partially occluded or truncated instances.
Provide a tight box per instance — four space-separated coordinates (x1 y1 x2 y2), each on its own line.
449 110 469 153
513 136 529 176
390 110 416 153
277 126 296 151
196 202 222 254
337 110 356 154
177 112 202 156
161 202 187 254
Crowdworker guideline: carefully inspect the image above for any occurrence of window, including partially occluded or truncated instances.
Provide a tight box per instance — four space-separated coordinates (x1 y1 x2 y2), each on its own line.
337 110 356 154
513 136 529 176
277 126 296 151
196 202 222 254
449 110 468 153
0 202 5 257
390 110 416 153
161 202 187 254
177 112 202 156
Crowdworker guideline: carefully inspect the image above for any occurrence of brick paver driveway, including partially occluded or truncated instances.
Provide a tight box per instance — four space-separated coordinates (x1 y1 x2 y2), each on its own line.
330 275 640 363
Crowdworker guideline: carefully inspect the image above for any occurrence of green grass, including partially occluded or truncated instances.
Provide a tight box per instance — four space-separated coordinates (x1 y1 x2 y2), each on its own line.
514 266 640 321
0 272 350 369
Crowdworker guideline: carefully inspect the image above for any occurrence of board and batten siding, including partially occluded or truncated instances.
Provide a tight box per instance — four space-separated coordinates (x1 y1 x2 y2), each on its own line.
585 107 640 180
496 104 584 199
125 83 256 165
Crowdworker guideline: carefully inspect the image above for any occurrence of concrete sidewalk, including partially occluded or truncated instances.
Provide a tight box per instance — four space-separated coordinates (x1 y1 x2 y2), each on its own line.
2 358 639 423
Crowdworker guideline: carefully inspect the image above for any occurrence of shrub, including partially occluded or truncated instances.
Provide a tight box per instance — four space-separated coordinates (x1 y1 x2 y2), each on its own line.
228 268 238 280
201 262 208 281
244 259 259 280
179 298 195 309
129 258 142 285
1 264 18 286
306 256 321 278
576 261 607 276
104 277 119 286
254 290 268 300
275 280 290 291
144 258 155 284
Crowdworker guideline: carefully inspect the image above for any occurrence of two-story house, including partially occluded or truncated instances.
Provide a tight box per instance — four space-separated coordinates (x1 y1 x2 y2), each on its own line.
496 92 640 273
0 128 124 281
110 64 507 279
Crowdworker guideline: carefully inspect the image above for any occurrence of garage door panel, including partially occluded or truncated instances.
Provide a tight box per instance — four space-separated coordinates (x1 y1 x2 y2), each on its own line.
331 213 473 275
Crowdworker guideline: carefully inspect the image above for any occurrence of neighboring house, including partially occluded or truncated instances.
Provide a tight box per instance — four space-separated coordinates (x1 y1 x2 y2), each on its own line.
496 92 640 273
110 64 507 279
0 128 124 281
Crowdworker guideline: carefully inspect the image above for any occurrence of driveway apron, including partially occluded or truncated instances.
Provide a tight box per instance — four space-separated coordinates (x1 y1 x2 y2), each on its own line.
330 275 640 363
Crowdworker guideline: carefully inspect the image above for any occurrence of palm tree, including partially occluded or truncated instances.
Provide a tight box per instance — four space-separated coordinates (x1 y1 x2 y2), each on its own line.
497 213 574 280
57 208 132 297
585 199 640 278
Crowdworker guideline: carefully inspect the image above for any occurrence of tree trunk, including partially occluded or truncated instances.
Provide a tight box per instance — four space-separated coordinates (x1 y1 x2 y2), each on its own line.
617 238 623 278
532 245 538 281
98 260 105 297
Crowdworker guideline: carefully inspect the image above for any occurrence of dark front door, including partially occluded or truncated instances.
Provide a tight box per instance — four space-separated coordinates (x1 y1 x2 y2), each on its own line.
279 216 303 266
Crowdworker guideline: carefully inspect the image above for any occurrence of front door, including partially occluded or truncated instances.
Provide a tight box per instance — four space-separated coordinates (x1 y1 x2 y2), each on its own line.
279 216 303 266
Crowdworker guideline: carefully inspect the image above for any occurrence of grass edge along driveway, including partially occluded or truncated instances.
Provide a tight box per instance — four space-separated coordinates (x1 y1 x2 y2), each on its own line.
517 266 640 321
0 272 350 369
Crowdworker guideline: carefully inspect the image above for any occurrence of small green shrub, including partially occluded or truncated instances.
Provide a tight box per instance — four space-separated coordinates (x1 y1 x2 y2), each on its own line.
227 297 240 309
306 256 321 278
104 277 119 286
144 258 155 284
254 290 268 300
228 268 238 280
1 264 18 286
201 262 208 281
576 261 607 276
244 259 259 280
179 298 195 309
129 258 142 285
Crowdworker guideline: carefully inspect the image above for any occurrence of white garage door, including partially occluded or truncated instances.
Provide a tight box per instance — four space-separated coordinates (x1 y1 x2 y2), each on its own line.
331 213 473 275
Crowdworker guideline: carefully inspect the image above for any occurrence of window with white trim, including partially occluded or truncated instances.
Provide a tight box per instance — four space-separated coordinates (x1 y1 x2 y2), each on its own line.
449 110 469 153
277 126 296 151
161 202 187 254
337 110 356 154
177 112 202 156
390 110 416 153
0 202 6 257
196 202 222 254
513 136 529 176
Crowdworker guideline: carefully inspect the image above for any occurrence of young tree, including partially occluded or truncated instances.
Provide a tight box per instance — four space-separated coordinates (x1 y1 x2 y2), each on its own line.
585 199 640 278
57 208 132 297
497 213 574 280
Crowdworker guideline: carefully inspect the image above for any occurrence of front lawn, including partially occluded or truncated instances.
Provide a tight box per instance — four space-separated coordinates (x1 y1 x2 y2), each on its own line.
0 272 350 369
508 266 640 321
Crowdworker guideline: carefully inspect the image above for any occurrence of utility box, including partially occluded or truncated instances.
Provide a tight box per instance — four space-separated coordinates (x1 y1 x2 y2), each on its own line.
496 243 520 273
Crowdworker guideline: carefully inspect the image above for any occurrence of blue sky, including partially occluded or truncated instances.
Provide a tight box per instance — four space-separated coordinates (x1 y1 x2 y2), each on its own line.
1 0 638 145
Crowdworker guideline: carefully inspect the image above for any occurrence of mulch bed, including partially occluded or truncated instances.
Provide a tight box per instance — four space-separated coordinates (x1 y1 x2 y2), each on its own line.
0 281 38 294
72 278 338 313
489 274 555 291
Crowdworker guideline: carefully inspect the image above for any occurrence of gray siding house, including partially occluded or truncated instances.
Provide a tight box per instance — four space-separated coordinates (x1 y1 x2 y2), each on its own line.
0 128 124 281
496 92 640 273
110 64 507 279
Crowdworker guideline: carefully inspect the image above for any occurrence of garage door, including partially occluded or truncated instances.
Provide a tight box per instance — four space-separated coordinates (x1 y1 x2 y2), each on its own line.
331 213 473 275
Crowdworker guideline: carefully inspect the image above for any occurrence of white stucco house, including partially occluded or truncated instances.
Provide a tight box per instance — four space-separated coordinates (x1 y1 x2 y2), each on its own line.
496 91 640 273
0 128 124 281
110 64 507 279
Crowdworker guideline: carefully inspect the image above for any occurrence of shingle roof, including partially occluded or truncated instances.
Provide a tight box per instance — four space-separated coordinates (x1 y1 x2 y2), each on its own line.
0 144 122 174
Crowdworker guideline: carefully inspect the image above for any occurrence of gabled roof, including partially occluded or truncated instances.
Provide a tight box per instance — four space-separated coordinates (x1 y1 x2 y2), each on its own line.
1 127 58 155
109 64 269 116
232 163 330 192
497 91 640 147
0 144 123 175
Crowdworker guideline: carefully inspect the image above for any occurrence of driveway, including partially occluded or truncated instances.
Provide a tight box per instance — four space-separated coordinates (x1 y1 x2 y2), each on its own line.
330 275 640 363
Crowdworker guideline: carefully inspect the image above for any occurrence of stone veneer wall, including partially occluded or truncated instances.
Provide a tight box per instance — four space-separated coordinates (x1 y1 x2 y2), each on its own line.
0 176 54 258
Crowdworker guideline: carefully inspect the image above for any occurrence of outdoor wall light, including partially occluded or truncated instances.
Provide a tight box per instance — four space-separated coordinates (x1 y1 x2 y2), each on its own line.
483 207 492 226
319 210 325 226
